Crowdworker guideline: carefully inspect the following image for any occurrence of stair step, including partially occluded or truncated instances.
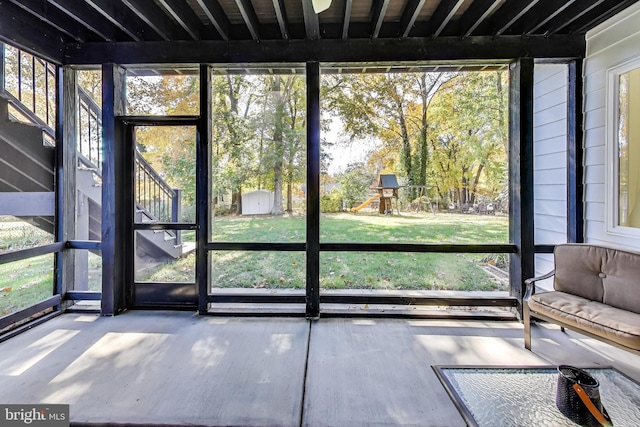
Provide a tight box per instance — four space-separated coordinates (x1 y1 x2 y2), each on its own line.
0 120 46 151
0 138 54 192
0 124 52 170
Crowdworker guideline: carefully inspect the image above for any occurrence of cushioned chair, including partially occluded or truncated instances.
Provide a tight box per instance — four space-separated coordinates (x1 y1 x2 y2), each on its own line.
523 244 640 355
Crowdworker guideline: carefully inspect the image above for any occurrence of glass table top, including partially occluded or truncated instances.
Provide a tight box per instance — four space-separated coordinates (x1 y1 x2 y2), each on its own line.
433 366 640 427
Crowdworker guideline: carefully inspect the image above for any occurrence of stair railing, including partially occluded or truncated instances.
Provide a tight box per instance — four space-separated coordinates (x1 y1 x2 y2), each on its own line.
78 87 183 246
1 44 56 132
135 153 177 222
78 86 102 169
3 42 183 248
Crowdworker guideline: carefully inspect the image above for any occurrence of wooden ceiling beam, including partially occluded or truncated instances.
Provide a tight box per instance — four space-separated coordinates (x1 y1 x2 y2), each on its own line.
429 0 465 37
487 0 542 36
48 0 126 42
64 35 586 65
398 0 426 38
84 0 150 41
156 0 202 40
121 0 190 41
194 0 231 41
521 0 576 35
0 2 66 64
568 0 637 34
371 0 391 38
271 0 290 39
455 0 503 38
301 0 320 40
235 0 261 40
342 0 353 39
541 0 607 35
8 0 91 43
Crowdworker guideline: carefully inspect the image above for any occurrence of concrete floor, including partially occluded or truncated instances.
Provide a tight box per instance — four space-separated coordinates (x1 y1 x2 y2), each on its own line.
0 311 638 426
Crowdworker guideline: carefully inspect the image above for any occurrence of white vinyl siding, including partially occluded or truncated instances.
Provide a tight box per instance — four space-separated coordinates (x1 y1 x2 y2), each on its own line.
584 2 640 251
533 64 568 289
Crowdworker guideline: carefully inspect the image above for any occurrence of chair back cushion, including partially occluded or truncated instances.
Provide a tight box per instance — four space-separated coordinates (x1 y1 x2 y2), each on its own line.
554 244 640 314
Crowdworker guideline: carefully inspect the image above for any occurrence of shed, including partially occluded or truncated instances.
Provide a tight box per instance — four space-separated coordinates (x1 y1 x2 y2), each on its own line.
241 190 274 215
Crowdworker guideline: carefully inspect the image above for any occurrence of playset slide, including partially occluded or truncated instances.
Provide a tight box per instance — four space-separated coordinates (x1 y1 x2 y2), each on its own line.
351 194 380 212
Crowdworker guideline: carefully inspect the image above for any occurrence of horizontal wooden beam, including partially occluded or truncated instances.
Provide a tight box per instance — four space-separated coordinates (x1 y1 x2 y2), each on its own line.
64 35 586 65
0 242 64 265
67 240 102 250
65 291 102 300
0 192 55 216
207 291 517 307
0 295 61 331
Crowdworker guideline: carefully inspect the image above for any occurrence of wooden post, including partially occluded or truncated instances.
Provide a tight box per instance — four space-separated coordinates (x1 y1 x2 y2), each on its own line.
101 63 127 315
509 58 535 319
74 192 89 290
172 188 183 246
306 62 320 318
0 43 5 94
197 64 212 314
567 60 584 243
55 66 78 309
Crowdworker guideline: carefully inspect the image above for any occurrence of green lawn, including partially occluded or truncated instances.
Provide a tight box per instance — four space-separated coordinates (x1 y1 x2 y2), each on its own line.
209 212 508 244
145 212 510 292
2 212 510 317
0 254 54 317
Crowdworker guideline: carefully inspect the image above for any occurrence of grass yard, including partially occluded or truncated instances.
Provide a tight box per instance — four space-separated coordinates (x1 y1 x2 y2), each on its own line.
320 212 508 244
2 212 511 316
209 212 508 244
144 212 510 292
0 254 54 317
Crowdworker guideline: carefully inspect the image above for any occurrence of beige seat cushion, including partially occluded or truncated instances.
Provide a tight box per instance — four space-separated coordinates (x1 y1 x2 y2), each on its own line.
528 291 640 351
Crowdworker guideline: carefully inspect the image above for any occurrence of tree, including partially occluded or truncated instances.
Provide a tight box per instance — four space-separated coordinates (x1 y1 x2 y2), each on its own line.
324 73 415 183
427 71 508 208
323 71 453 201
128 74 200 212
337 163 373 209
283 77 307 213
211 75 254 214
208 73 307 216
253 75 306 215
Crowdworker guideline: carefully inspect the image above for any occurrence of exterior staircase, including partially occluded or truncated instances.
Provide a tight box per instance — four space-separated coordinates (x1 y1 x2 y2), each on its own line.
0 93 183 260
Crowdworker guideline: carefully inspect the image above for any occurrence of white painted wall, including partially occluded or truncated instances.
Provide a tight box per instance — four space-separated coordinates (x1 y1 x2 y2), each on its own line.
584 2 640 251
533 63 568 289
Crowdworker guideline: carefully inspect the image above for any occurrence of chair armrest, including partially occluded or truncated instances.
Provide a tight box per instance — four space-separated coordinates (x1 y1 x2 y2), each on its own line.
523 270 555 301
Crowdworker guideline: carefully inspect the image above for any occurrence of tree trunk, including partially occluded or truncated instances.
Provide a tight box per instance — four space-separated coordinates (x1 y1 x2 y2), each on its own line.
418 74 430 188
286 180 293 213
470 162 485 205
398 106 415 200
271 76 285 215
272 160 284 215
232 188 242 215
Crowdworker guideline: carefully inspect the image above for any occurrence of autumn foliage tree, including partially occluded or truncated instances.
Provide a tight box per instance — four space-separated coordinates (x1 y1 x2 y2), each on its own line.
324 70 508 208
